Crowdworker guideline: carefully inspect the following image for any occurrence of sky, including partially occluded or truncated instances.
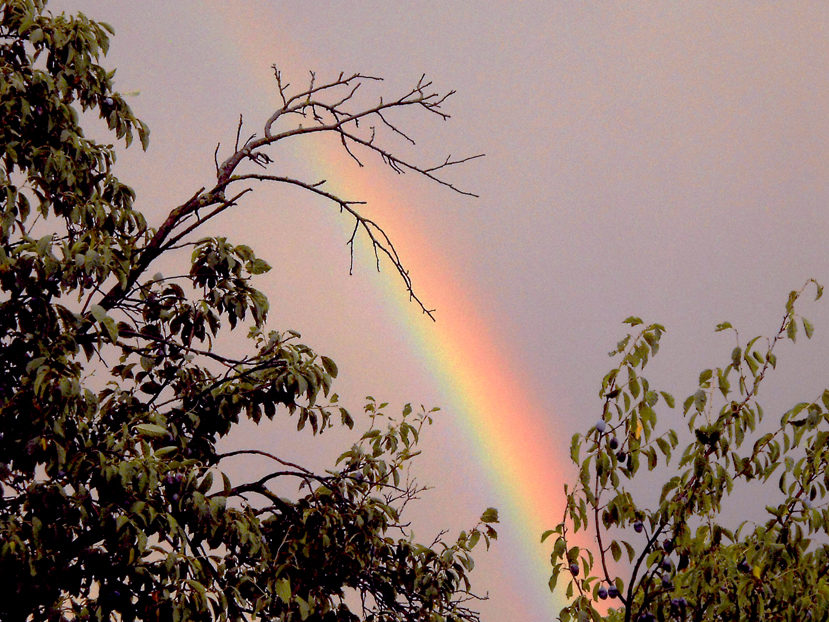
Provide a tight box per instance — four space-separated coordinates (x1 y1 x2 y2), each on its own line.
52 2 829 621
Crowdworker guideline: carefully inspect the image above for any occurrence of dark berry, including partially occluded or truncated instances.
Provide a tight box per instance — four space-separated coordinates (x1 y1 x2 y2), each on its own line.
661 574 672 589
609 437 619 450
633 520 644 533
671 597 688 617
737 558 750 573
616 450 627 463
608 585 619 598
661 558 672 572
597 586 608 600
569 562 580 576
678 553 689 571
596 420 607 433
663 538 674 553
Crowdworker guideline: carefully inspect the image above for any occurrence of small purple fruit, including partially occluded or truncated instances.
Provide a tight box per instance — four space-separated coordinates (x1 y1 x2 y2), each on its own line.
103 97 114 107
663 539 674 553
633 520 644 533
569 562 580 576
609 437 619 450
671 598 688 617
661 574 672 589
616 450 627 463
737 558 750 573
678 553 689 571
661 558 672 572
608 585 619 598
596 420 607 433
597 586 608 600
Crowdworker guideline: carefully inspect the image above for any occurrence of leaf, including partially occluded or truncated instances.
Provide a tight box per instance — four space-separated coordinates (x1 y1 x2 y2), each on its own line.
297 596 311 620
134 423 168 438
623 317 643 327
610 540 621 562
320 356 338 378
622 540 636 562
25 357 46 373
716 322 733 332
693 390 707 412
731 347 742 368
275 577 291 603
481 508 499 524
90 304 107 322
803 317 814 339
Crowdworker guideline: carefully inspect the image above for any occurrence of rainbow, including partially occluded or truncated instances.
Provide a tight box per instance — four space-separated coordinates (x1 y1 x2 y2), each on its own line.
198 3 572 617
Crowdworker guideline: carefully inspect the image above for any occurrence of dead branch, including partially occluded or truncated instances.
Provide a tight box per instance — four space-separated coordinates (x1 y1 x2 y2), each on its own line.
90 70 480 324
206 70 482 319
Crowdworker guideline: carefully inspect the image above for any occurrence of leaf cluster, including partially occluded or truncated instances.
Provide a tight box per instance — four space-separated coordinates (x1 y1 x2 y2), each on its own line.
547 281 829 621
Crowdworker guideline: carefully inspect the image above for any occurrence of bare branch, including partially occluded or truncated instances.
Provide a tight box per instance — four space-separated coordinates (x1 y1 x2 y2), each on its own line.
216 448 314 475
226 172 436 319
234 114 244 153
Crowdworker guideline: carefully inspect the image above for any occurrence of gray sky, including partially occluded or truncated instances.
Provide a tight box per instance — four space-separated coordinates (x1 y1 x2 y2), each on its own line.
53 2 829 620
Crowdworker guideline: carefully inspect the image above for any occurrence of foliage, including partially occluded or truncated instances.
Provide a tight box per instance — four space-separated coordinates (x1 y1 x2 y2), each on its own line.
0 1 497 621
547 280 828 621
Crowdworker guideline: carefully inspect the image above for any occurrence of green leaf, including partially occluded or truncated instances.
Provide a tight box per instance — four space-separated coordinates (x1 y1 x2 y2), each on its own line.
610 540 621 562
297 596 311 620
731 347 742 368
90 304 107 322
320 356 338 378
134 423 167 438
275 577 291 603
25 357 46 373
803 317 814 339
623 317 643 326
481 508 499 524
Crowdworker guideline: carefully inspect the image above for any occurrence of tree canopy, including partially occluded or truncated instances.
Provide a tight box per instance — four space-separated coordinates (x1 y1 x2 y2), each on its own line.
548 281 828 621
0 2 496 621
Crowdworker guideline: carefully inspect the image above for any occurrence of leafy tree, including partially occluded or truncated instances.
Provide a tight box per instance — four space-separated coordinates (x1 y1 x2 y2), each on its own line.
0 2 497 621
547 280 828 621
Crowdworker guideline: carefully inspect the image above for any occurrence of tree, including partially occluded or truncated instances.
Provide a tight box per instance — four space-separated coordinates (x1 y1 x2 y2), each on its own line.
0 2 497 621
547 280 829 621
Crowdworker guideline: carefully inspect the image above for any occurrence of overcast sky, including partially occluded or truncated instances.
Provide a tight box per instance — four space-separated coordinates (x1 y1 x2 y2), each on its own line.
53 2 829 620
